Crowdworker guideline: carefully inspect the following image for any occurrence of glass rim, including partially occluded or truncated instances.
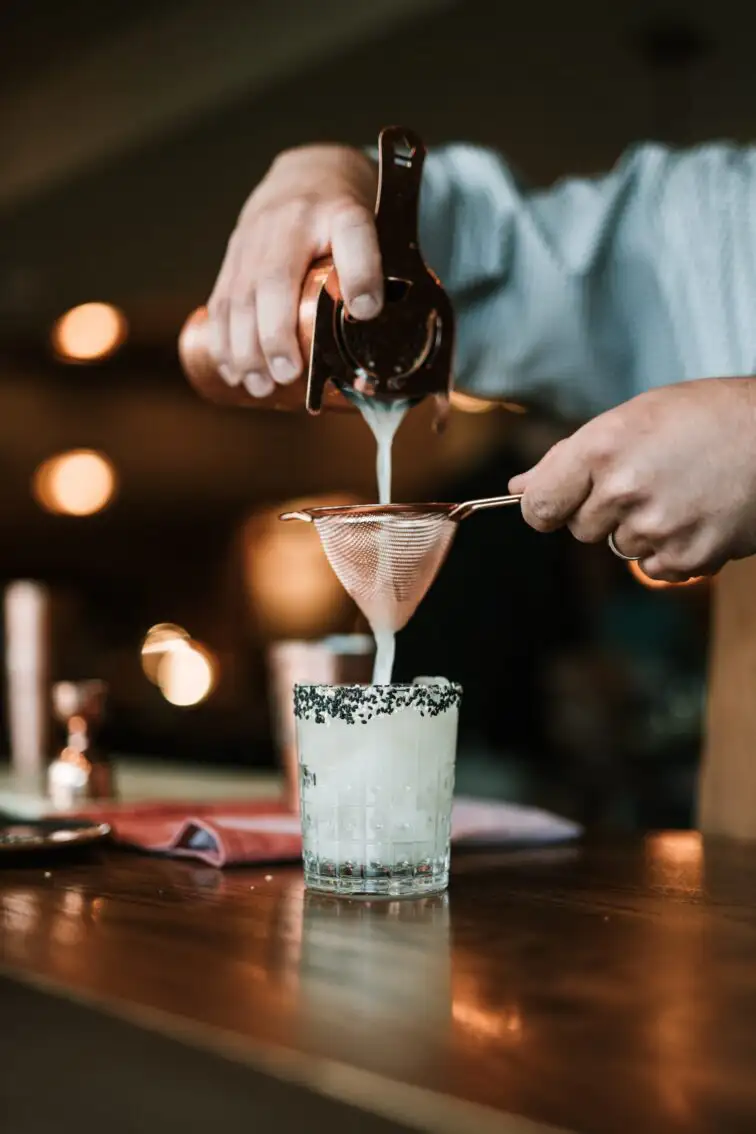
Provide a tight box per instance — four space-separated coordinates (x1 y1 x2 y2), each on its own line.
293 681 462 693
293 681 463 724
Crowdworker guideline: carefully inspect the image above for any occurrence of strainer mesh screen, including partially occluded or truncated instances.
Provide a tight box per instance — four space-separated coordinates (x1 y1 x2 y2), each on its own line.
312 510 457 633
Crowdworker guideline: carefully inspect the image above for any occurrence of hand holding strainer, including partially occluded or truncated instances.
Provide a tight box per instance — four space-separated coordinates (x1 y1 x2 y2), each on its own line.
280 496 522 633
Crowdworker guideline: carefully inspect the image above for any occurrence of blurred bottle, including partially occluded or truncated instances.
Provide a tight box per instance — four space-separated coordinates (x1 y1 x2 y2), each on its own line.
48 679 114 810
4 580 51 793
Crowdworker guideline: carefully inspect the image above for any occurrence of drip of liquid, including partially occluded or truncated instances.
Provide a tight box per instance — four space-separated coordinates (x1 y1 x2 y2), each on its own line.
346 392 409 684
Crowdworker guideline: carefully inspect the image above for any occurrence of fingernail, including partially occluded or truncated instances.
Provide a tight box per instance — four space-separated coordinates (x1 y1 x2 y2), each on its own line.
244 371 275 398
270 357 299 385
219 363 242 387
349 294 380 320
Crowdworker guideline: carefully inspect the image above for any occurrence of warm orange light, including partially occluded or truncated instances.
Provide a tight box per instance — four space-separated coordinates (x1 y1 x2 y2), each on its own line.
450 391 495 414
644 831 703 895
452 998 523 1041
450 391 526 415
33 449 117 516
140 623 191 685
51 302 127 362
646 831 703 867
243 493 365 639
156 639 217 706
628 560 706 590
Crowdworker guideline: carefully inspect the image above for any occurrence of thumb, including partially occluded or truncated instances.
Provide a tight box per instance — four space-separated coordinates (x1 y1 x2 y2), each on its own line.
516 437 593 533
508 466 537 495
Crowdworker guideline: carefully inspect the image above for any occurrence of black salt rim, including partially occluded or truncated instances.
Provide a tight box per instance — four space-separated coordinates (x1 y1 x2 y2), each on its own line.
293 682 462 725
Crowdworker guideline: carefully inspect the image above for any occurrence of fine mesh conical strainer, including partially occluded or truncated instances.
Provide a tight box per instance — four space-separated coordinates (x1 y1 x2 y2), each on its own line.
280 496 522 633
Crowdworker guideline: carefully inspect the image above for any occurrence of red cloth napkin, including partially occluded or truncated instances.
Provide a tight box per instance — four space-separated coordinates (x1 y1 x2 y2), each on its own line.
70 799 302 867
68 797 580 868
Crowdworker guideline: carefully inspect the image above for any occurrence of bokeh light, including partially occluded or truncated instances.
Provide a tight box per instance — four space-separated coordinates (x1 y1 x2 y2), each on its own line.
243 493 366 639
33 449 117 516
140 623 191 685
51 302 128 362
450 391 526 415
450 390 496 414
156 639 217 707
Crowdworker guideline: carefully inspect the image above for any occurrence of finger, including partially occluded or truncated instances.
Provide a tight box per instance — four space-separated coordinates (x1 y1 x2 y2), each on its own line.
256 228 318 384
228 302 262 375
243 369 275 398
568 488 629 544
256 278 306 384
569 509 614 544
509 448 563 504
208 231 239 312
610 522 655 561
225 302 275 396
329 203 383 318
508 469 534 495
207 236 240 385
519 439 593 532
639 541 723 583
637 556 693 584
205 298 241 387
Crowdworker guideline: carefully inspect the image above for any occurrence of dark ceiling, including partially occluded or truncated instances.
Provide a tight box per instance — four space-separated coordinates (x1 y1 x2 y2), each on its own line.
1 0 747 346
0 0 172 93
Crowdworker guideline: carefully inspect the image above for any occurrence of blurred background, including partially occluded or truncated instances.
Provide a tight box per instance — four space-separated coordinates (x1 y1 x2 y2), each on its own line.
0 0 741 827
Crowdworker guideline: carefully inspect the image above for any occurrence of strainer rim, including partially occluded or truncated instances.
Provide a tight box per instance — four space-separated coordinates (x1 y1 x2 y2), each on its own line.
280 501 457 521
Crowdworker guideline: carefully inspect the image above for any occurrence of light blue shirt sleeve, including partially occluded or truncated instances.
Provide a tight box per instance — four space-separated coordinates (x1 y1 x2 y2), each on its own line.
418 142 756 418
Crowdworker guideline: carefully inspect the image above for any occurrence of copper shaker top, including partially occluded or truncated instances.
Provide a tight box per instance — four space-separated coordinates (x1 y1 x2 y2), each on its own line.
179 126 455 425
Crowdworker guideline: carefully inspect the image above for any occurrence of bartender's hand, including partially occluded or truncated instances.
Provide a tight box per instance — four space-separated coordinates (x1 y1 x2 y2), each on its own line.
206 145 380 396
509 377 756 581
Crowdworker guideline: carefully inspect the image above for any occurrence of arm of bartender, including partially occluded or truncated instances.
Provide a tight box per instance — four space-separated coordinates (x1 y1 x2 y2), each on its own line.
205 139 756 581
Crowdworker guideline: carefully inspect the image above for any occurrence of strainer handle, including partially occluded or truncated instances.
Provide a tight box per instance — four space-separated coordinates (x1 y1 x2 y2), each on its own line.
279 511 314 523
449 494 523 521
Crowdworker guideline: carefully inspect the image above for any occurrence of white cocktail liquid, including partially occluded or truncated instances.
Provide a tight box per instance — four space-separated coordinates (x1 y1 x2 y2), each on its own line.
355 394 408 508
371 629 395 687
295 680 461 896
346 393 410 685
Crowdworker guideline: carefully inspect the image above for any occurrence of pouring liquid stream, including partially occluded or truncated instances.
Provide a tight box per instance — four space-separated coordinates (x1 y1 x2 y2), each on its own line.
346 392 410 685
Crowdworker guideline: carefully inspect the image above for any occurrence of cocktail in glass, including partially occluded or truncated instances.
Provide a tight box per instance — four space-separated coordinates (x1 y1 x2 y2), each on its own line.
294 681 461 896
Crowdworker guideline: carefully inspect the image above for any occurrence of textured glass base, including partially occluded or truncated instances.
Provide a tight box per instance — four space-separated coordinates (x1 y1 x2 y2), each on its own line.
303 852 449 897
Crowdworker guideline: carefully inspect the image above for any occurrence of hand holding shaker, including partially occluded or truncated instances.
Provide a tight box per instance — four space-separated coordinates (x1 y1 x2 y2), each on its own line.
179 126 455 430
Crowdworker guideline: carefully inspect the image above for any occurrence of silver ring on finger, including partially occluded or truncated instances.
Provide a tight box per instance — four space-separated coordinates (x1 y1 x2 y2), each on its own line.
607 531 642 562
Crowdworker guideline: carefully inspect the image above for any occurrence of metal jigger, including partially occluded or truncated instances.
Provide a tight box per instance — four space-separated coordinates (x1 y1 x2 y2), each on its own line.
47 680 115 810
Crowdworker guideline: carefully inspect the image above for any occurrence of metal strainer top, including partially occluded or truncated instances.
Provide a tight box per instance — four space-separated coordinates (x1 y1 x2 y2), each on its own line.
280 496 521 633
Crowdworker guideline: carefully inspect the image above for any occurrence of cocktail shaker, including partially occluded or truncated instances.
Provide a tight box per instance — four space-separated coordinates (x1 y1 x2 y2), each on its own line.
179 126 455 428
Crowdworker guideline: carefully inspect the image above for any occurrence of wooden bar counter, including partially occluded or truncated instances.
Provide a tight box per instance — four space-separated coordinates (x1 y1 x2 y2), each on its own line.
2 833 756 1132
